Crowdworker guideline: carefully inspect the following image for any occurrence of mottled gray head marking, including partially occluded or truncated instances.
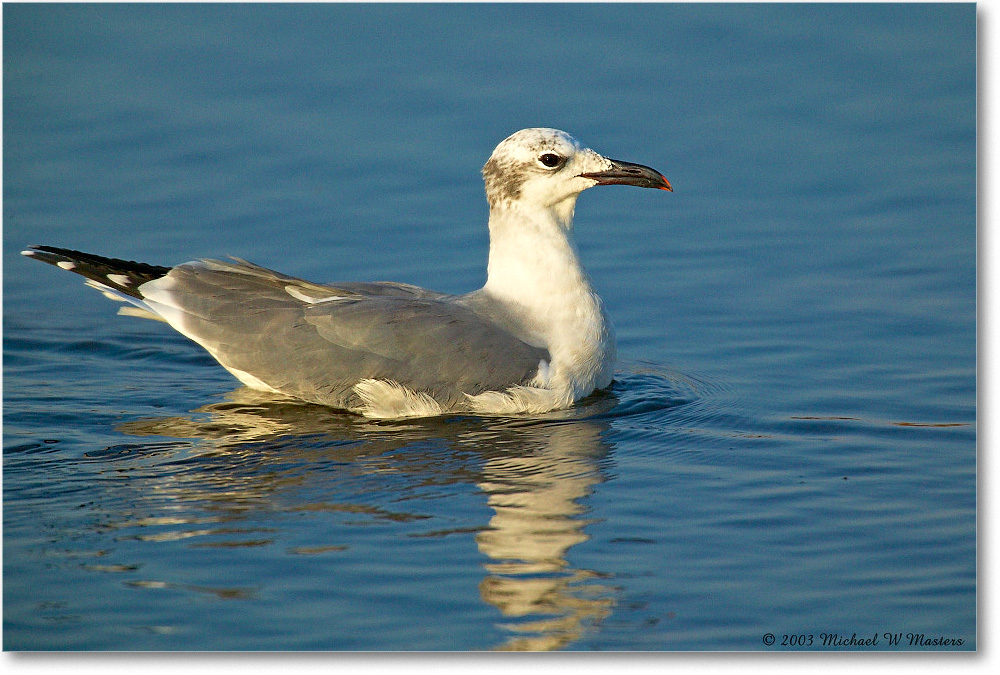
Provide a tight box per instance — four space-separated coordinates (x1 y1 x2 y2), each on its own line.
482 154 525 206
481 128 670 212
482 128 583 207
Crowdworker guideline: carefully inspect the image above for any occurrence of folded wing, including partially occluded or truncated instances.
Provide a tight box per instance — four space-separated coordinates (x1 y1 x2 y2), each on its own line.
138 259 550 409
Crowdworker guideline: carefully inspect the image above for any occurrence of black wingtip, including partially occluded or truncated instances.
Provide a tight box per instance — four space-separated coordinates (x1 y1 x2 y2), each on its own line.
22 245 171 298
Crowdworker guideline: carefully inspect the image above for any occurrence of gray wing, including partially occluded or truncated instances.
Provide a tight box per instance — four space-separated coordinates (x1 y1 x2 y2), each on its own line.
139 258 549 409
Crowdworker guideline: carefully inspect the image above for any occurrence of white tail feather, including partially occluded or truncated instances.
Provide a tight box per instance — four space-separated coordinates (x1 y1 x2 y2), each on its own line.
351 379 444 419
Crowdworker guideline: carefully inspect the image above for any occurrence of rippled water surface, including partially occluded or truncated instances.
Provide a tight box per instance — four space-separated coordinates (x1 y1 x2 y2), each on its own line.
3 4 975 650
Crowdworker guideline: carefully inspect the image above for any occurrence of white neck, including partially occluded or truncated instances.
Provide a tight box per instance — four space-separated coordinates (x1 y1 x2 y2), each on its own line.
481 198 615 397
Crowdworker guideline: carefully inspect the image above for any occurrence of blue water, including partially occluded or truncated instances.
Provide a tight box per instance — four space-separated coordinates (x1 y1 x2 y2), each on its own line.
3 4 975 651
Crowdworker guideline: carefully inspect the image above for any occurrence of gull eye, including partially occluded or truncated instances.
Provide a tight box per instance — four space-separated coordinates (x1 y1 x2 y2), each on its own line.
539 153 563 168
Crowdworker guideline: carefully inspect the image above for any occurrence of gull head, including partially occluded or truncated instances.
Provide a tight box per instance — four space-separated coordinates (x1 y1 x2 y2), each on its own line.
482 128 672 212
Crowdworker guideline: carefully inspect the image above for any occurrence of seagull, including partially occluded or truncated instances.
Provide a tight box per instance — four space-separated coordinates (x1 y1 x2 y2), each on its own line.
23 128 671 418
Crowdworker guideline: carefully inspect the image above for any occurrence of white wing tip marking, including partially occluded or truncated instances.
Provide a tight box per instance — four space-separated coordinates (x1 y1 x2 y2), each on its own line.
284 285 345 304
57 261 77 270
83 279 129 302
118 306 167 322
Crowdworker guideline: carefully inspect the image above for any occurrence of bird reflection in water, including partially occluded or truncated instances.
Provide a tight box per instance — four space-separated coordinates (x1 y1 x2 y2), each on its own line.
475 421 615 650
116 387 619 650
